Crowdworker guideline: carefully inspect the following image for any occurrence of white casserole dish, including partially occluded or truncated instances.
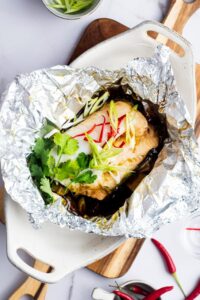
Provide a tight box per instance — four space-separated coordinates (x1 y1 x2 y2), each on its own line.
5 21 196 283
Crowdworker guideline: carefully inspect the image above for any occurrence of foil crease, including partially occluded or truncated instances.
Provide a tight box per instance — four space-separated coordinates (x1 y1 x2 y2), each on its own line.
0 45 200 238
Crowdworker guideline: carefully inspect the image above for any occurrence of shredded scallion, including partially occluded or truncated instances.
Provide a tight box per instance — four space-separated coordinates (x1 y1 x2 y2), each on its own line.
85 133 122 172
84 91 110 117
125 113 136 150
109 100 118 131
49 0 94 14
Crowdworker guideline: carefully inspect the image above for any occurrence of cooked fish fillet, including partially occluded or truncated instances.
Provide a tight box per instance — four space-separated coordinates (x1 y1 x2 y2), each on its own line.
69 125 158 200
67 101 148 145
68 101 159 200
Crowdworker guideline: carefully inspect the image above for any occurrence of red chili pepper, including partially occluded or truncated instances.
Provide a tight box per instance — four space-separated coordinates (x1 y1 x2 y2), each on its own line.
186 280 200 300
113 290 135 300
114 141 125 148
72 124 97 138
107 131 112 140
83 135 99 143
107 124 116 140
94 121 110 127
186 228 200 231
119 141 125 148
117 114 126 129
73 132 86 138
131 285 149 296
151 238 186 297
87 124 97 134
83 116 107 143
74 111 126 146
97 115 106 143
108 114 126 139
143 286 173 300
151 238 176 273
74 113 125 142
72 119 110 139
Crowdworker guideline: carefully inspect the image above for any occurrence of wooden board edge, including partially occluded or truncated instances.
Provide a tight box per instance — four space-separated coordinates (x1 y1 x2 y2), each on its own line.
87 238 145 278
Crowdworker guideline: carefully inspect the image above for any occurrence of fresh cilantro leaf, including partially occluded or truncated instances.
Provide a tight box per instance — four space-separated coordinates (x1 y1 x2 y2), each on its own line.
46 155 56 176
54 132 78 158
30 163 43 180
55 160 79 181
28 154 43 182
77 152 91 169
40 177 54 203
28 153 37 167
72 170 97 184
40 149 50 166
29 135 55 182
54 132 70 150
43 138 54 150
34 138 45 158
43 154 55 177
54 155 97 184
29 125 97 204
33 137 54 159
63 138 78 155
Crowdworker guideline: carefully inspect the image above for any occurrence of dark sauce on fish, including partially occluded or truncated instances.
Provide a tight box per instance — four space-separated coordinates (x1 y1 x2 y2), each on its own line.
59 85 169 218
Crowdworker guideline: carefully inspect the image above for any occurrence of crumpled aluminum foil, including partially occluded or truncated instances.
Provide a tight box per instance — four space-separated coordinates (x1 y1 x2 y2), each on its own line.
0 45 200 238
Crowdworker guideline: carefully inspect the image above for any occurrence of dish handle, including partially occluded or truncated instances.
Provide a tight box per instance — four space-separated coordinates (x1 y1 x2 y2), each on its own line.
131 20 196 124
7 245 67 283
134 20 193 60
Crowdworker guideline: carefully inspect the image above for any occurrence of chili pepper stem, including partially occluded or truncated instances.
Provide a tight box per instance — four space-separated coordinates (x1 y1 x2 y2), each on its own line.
109 281 120 289
172 272 186 297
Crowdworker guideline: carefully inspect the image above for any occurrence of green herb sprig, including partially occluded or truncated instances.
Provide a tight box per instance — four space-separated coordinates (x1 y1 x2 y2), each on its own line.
54 152 97 184
28 121 97 204
28 137 56 204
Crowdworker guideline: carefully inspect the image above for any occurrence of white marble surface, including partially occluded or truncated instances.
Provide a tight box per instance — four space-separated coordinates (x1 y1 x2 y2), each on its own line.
0 1 200 300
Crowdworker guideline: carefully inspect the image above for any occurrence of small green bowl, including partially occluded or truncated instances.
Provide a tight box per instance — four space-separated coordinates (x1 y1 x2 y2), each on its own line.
42 0 102 20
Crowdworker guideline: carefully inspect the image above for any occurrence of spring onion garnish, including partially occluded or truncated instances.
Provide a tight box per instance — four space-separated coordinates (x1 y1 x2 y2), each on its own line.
85 133 102 164
109 100 118 132
133 104 138 111
84 91 109 117
84 91 110 117
85 133 122 172
104 137 115 150
89 92 110 114
125 112 136 150
63 92 109 130
49 0 94 14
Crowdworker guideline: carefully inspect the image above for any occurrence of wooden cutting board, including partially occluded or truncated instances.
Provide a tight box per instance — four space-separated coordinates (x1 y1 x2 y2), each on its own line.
1 1 200 298
72 3 200 277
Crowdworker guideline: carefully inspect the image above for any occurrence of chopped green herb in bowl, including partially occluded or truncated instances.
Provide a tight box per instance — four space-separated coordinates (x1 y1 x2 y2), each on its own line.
42 0 102 20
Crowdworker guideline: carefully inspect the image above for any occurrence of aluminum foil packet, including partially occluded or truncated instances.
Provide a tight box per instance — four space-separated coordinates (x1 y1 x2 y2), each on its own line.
0 45 200 238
